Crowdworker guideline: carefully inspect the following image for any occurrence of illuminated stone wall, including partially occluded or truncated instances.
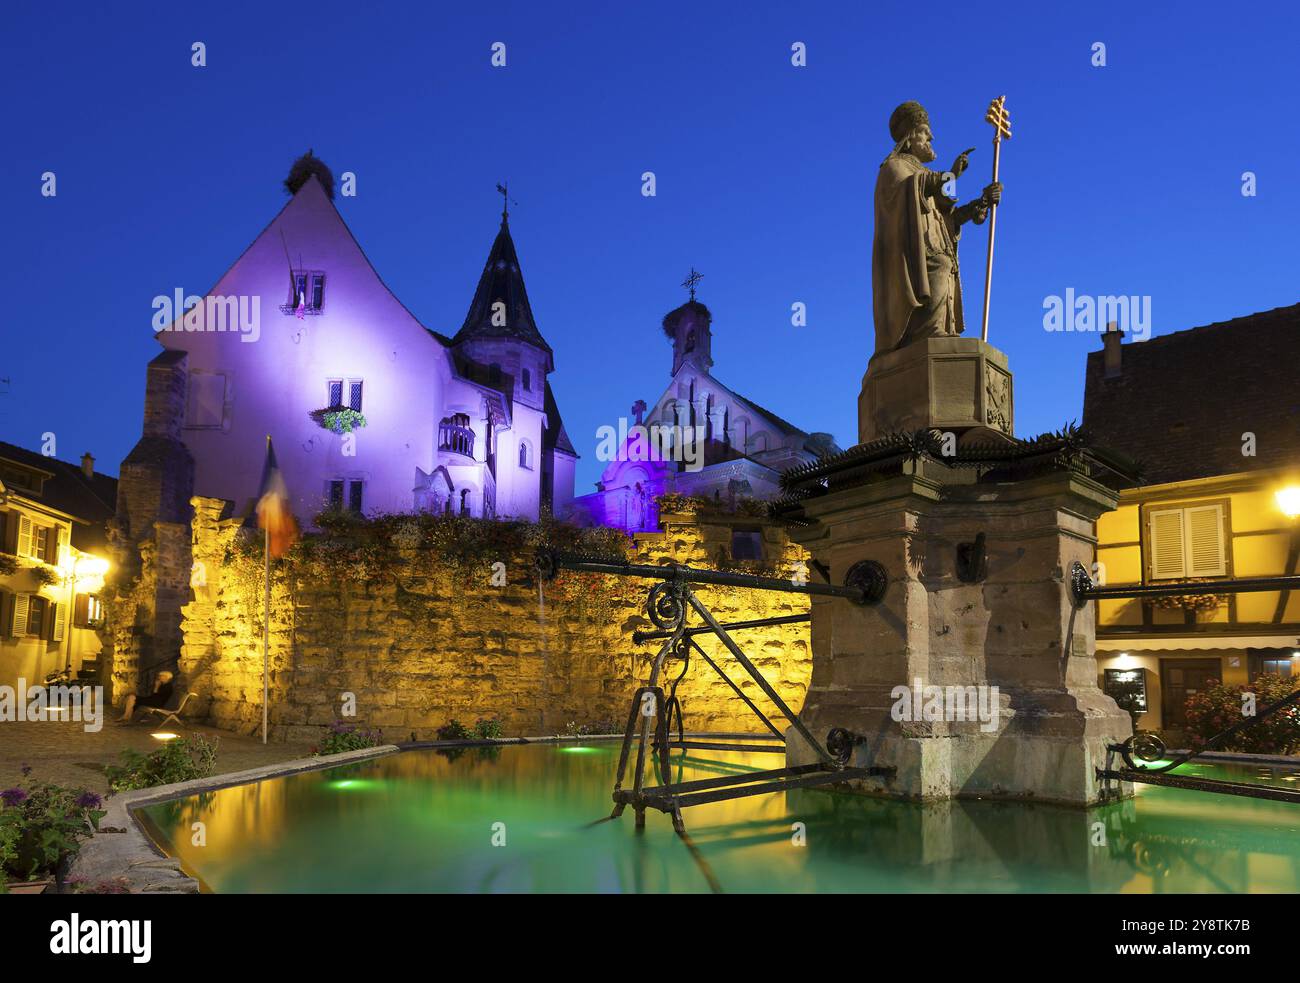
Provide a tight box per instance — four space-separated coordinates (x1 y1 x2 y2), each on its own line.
178 496 812 742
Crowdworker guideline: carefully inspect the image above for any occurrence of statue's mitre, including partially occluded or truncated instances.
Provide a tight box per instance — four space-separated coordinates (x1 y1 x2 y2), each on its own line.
889 101 929 141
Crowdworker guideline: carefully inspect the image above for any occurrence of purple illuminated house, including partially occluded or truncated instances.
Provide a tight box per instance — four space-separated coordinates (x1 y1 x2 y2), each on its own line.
117 154 577 533
566 295 837 532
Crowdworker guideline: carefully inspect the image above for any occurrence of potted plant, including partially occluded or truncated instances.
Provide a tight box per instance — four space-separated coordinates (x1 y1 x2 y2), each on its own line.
1 768 105 893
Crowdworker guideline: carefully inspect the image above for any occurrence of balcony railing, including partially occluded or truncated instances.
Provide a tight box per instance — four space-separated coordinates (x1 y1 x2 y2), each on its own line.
438 423 475 458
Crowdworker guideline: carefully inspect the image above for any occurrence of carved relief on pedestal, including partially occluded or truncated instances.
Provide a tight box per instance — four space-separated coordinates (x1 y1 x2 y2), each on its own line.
985 366 1011 434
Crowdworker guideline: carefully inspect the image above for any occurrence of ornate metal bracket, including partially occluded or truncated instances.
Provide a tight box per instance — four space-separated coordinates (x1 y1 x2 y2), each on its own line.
1069 560 1094 608
844 559 889 605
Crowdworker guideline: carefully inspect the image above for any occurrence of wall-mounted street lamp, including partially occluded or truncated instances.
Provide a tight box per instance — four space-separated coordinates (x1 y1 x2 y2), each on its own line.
1273 486 1300 624
1276 486 1300 519
54 552 111 678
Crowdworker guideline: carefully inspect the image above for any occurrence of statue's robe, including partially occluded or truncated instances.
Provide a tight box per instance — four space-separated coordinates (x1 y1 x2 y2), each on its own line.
872 152 966 356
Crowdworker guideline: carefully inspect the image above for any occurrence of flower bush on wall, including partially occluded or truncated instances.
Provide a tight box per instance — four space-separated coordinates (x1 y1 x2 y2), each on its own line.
655 492 772 520
1151 578 1221 613
224 510 634 628
310 407 368 434
31 565 62 589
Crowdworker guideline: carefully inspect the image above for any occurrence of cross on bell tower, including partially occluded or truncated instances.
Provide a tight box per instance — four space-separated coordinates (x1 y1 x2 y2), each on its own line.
666 268 713 377
682 267 704 301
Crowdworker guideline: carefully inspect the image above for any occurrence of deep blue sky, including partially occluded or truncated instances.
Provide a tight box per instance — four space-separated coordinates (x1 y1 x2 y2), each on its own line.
3 1 1297 492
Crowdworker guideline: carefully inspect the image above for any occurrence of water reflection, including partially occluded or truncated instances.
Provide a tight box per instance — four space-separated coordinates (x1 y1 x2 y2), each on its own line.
137 746 1300 893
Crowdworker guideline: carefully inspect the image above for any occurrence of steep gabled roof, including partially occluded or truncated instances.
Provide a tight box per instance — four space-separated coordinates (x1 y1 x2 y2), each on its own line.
453 216 553 359
1082 302 1300 485
544 382 578 458
0 441 118 551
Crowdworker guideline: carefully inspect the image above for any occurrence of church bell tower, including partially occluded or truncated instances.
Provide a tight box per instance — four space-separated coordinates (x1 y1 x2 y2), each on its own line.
664 269 713 377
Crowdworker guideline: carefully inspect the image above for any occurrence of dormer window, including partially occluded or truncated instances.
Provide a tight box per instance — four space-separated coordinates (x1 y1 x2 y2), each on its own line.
521 368 531 392
488 363 502 387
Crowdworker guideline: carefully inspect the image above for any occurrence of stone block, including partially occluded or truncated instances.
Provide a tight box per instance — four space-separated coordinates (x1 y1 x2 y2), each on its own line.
858 337 1013 444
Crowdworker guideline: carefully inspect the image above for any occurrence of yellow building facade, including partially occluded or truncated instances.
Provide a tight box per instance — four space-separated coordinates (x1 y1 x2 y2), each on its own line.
1085 306 1300 739
1095 468 1300 733
0 444 114 692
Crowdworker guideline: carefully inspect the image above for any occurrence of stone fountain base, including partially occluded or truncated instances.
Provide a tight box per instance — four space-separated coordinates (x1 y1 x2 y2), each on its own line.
781 448 1133 807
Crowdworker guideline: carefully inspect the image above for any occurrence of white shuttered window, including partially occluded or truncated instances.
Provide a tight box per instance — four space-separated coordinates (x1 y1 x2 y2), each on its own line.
1148 504 1226 580
11 593 30 636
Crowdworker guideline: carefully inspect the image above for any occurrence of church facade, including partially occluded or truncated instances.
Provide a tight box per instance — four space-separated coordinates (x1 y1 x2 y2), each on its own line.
565 294 837 533
118 155 577 533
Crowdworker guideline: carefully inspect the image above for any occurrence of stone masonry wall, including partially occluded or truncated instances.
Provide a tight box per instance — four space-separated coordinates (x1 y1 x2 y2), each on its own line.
177 497 812 743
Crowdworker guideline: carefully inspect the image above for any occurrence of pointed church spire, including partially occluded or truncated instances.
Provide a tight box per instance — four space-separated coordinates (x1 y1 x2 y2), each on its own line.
453 196 553 364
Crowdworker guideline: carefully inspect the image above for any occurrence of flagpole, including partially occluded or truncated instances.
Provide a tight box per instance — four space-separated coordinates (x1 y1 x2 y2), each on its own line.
262 438 271 745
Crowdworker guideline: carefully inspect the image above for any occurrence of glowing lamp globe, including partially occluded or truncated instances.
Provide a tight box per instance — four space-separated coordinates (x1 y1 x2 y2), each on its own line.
1277 487 1300 519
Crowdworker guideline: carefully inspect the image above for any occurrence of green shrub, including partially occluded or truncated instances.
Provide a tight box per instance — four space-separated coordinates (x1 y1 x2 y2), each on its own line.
0 813 20 889
1184 674 1300 754
0 769 105 882
105 735 219 792
315 720 383 756
472 717 503 740
437 719 471 741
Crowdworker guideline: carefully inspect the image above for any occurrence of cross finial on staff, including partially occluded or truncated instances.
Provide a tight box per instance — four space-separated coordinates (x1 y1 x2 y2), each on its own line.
682 267 704 301
979 96 1012 343
984 95 1012 142
495 182 516 221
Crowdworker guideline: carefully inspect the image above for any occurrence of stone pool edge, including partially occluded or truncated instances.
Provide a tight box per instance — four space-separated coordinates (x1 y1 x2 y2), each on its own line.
68 744 402 894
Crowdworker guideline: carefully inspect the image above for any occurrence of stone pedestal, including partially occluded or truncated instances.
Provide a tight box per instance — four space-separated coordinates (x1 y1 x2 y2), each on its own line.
858 337 1013 444
786 459 1132 806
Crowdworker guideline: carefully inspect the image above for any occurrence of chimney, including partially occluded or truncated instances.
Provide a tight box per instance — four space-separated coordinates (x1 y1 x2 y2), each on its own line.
81 452 95 479
1102 321 1124 379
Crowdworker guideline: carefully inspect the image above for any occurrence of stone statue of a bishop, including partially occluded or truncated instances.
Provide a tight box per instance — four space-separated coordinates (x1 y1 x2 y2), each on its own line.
872 101 1003 356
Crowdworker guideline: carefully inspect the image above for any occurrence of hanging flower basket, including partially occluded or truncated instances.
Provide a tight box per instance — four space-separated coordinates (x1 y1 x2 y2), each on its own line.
1151 578 1221 612
310 408 368 435
31 566 62 589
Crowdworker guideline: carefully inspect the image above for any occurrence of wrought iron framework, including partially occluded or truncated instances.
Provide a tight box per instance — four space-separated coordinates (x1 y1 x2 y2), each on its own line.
535 548 891 834
1070 561 1300 804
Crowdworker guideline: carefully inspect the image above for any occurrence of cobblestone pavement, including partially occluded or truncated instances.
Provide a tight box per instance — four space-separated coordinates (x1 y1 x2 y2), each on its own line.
1 718 317 794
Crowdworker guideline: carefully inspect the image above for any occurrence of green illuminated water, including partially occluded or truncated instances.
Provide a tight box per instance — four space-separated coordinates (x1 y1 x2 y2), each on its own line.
138 744 1300 893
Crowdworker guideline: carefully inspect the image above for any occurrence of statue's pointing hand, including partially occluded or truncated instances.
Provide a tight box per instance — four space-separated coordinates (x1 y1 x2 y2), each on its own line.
951 147 975 178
